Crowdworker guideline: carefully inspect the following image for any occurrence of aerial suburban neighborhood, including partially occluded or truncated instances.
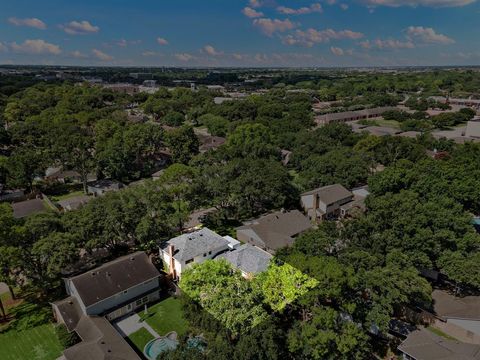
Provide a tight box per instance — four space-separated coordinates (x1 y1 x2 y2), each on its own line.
2 1 480 360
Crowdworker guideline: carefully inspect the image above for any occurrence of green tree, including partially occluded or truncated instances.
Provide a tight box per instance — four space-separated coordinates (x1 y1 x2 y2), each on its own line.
166 126 199 164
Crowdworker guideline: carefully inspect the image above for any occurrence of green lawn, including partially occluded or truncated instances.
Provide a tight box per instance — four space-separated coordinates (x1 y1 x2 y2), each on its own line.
0 323 62 360
373 118 401 129
140 297 189 337
51 190 86 202
128 327 155 351
426 326 458 340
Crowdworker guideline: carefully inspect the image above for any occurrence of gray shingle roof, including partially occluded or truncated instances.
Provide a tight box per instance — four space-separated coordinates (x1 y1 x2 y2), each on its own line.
398 328 480 360
11 198 47 218
432 290 480 320
63 316 140 360
238 210 311 251
302 184 353 205
69 251 160 308
163 228 229 262
217 244 272 275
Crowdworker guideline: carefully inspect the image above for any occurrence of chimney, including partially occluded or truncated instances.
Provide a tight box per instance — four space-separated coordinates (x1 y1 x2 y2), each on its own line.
168 245 176 279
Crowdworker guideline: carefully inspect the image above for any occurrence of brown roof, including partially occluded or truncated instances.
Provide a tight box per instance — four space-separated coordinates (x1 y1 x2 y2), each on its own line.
432 290 480 320
398 328 480 360
302 184 353 205
63 316 140 360
53 296 83 332
11 198 47 218
238 210 311 251
69 252 160 308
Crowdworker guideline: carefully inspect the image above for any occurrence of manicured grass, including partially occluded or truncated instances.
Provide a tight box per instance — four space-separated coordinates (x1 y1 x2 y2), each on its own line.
140 297 189 337
374 118 401 129
426 326 458 340
128 327 155 351
0 323 62 360
51 190 86 202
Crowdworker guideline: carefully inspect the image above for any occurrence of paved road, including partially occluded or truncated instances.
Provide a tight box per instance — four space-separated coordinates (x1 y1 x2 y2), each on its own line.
113 313 160 339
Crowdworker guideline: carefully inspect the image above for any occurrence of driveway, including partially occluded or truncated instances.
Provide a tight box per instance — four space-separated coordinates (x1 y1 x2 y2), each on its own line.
113 313 160 338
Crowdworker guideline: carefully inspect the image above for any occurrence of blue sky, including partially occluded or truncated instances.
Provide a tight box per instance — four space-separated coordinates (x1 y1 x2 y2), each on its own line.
0 0 479 67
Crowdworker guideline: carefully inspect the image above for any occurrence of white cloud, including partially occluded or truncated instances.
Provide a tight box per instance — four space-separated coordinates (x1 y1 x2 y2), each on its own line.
233 53 246 60
142 51 157 57
10 39 61 55
175 53 193 62
70 50 88 58
253 18 296 36
203 45 223 56
283 28 364 47
116 39 128 47
8 17 46 29
92 49 113 61
0 42 8 52
157 37 169 45
61 20 99 35
242 7 264 18
330 46 344 55
375 39 415 48
340 3 350 9
406 26 455 44
360 0 475 7
249 0 263 8
277 3 323 15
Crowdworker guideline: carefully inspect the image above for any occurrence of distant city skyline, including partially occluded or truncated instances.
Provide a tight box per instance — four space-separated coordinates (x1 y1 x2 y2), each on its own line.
1 0 479 67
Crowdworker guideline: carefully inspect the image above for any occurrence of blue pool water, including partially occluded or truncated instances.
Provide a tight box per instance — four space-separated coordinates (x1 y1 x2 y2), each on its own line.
144 337 179 359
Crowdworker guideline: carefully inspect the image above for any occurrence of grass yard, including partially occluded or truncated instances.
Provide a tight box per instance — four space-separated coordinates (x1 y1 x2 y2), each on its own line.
0 323 62 360
51 190 85 202
426 326 458 340
128 327 155 351
373 118 401 129
140 297 189 337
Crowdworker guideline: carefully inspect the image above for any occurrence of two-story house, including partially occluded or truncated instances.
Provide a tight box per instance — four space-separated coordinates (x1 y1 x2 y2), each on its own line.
159 227 231 279
53 251 162 325
52 251 160 360
301 184 354 221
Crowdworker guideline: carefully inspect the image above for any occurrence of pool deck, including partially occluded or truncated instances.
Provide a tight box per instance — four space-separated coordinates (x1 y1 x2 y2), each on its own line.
113 313 160 338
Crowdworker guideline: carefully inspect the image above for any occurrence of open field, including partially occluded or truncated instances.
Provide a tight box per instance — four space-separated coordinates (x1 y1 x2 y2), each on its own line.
0 323 62 360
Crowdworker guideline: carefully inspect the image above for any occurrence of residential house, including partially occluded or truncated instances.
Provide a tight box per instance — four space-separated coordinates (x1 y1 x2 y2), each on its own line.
57 195 92 212
236 210 311 254
0 186 25 202
60 315 140 360
11 198 48 218
314 106 397 125
159 227 231 278
301 184 354 221
217 243 272 278
44 167 96 184
198 135 226 153
183 207 216 231
398 328 480 360
54 251 162 322
87 180 124 197
465 121 480 139
52 251 160 360
428 290 480 344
